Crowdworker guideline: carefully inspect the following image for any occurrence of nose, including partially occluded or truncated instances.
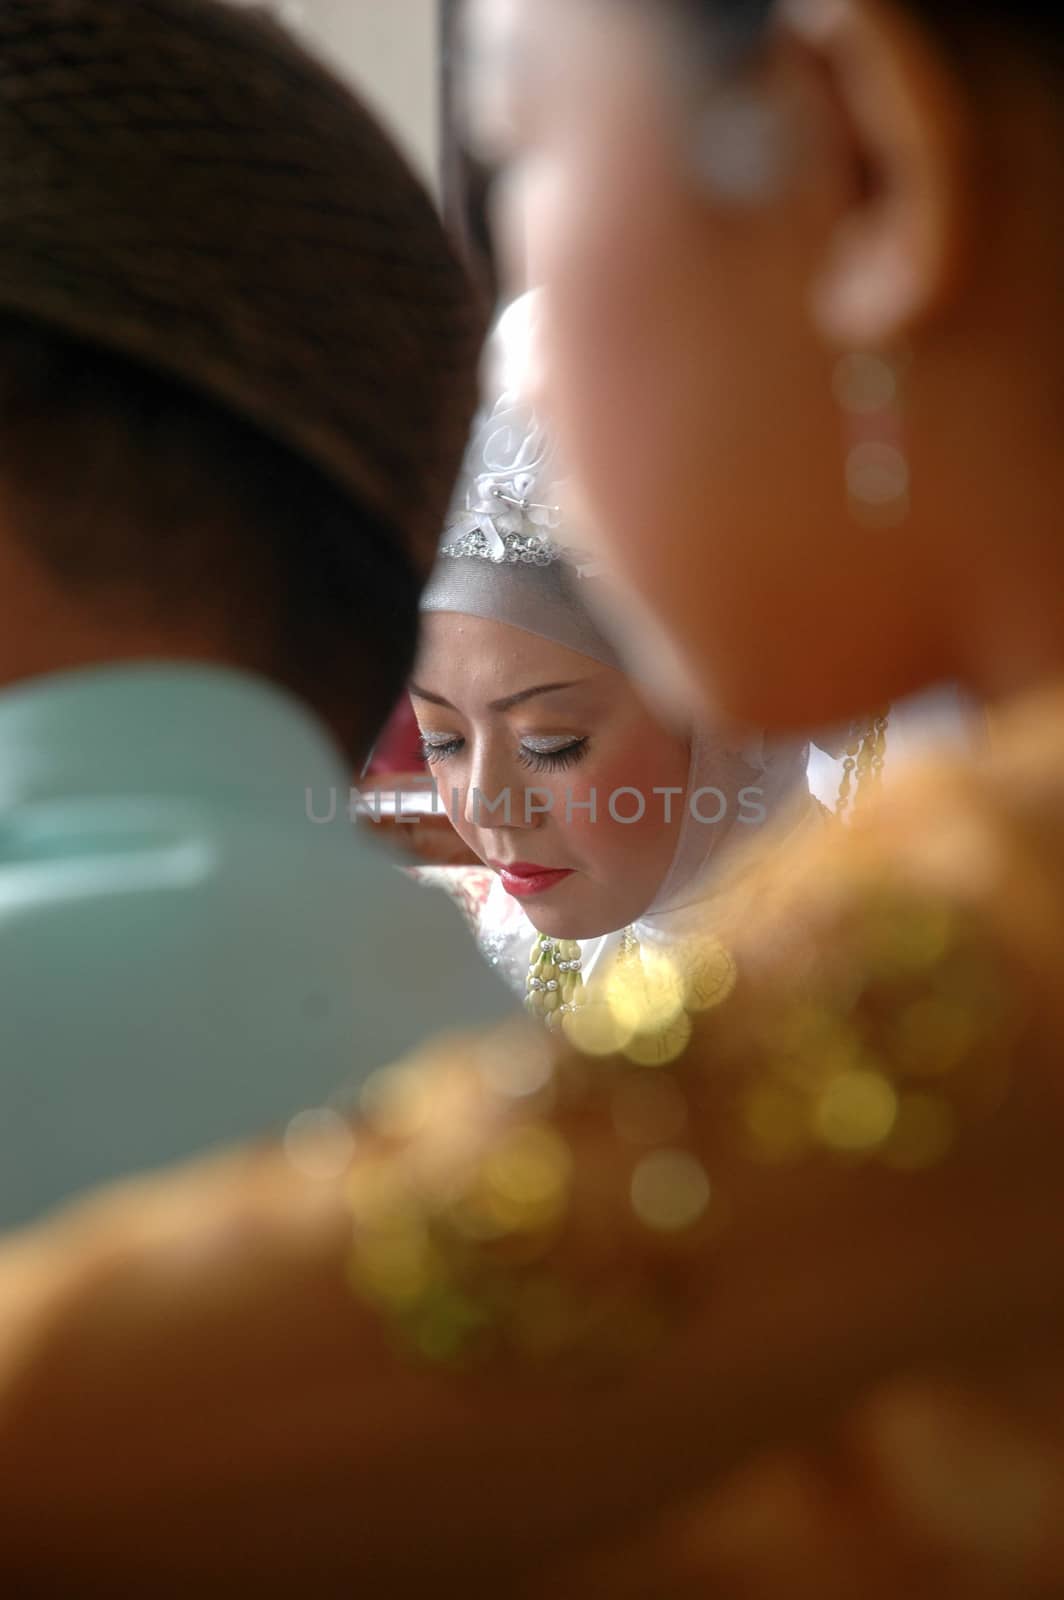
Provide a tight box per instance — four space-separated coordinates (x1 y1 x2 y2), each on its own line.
463 738 537 832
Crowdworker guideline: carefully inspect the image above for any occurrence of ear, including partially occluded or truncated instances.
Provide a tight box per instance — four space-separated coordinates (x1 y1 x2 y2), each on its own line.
780 0 973 345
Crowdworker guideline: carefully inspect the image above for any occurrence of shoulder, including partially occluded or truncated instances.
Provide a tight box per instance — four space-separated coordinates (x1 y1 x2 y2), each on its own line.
676 702 1064 1173
734 693 1064 989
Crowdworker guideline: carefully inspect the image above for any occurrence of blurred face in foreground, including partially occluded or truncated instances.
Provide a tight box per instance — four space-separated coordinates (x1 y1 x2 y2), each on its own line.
466 0 1064 730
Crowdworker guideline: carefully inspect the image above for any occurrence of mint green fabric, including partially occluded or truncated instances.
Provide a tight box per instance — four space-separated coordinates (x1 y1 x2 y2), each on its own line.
0 663 513 1227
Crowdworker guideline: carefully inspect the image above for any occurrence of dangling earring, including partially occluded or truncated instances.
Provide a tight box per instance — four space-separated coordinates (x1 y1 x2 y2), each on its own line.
833 349 912 528
835 711 889 819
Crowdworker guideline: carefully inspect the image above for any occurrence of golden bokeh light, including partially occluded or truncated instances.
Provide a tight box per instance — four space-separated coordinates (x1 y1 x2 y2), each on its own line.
676 938 737 1012
814 1067 899 1152
480 1122 573 1233
359 1063 435 1140
605 947 686 1034
562 998 634 1056
630 1148 711 1233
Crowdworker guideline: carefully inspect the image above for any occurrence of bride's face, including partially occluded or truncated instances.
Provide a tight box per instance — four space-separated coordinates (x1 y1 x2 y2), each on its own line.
411 612 691 938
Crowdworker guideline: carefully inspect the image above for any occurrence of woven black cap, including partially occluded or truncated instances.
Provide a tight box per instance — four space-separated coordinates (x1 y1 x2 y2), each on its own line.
0 0 484 573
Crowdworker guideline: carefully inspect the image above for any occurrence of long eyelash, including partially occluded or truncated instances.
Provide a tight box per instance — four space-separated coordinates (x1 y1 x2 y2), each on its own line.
419 736 463 766
517 738 590 775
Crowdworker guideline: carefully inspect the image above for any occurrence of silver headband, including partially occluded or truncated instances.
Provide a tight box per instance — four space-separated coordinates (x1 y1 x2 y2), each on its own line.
419 391 624 671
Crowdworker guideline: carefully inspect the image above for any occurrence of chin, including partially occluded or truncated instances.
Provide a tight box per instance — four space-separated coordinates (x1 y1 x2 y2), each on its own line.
526 896 634 942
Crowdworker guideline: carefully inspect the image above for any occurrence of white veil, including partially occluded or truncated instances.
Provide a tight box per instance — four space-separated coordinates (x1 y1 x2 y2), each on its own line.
411 292 985 995
413 291 819 992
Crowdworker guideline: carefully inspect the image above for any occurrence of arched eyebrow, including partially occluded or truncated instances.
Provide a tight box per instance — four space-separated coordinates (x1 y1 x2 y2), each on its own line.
408 684 454 709
488 680 582 712
408 680 583 714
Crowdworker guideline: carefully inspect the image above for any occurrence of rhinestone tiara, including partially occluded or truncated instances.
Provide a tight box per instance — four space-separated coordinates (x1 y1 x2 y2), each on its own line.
441 486 562 566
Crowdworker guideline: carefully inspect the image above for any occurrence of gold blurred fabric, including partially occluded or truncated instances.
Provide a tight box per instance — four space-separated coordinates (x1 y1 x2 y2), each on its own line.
3 680 1064 1591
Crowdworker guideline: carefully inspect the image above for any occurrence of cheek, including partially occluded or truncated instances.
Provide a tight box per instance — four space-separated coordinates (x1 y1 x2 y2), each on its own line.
531 164 655 492
427 769 474 847
519 34 851 728
519 768 580 831
529 134 713 626
443 764 578 850
561 734 689 893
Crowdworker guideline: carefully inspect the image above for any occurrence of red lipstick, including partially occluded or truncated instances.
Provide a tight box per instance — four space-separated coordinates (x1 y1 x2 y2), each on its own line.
490 860 574 900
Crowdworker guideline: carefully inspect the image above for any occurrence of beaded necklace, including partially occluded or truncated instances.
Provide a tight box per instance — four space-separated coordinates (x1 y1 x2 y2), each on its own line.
525 926 641 1028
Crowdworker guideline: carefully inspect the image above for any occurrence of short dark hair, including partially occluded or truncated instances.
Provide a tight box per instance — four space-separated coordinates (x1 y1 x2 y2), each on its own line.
0 312 422 762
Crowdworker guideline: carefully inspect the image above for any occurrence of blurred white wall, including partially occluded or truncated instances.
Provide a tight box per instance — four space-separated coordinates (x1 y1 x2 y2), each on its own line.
282 0 440 189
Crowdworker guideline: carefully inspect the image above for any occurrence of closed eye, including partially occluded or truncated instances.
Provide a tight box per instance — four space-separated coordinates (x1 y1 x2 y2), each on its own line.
517 737 589 774
419 734 464 765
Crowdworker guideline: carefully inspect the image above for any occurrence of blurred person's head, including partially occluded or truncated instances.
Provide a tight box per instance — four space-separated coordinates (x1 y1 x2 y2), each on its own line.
0 0 484 761
466 0 1064 731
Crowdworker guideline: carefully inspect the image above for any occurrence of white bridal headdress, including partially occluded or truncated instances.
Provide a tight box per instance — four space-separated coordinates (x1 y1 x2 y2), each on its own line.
419 294 621 668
